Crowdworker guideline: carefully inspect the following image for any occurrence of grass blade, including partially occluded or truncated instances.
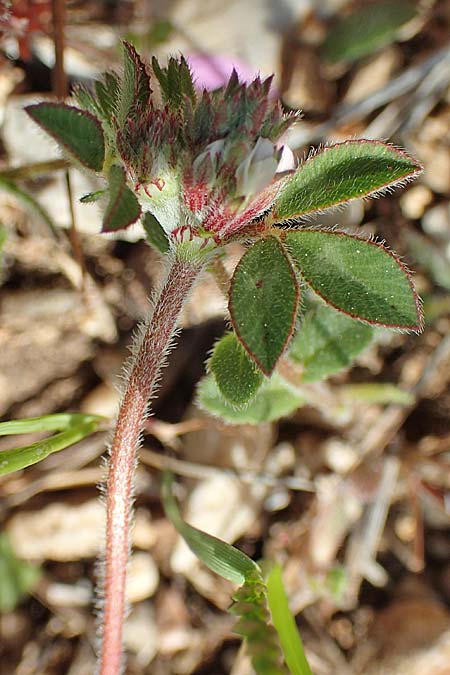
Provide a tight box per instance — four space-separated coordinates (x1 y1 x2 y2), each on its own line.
266 565 312 675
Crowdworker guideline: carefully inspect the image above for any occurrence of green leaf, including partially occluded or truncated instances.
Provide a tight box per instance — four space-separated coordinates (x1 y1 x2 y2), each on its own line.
102 164 141 232
289 304 373 382
210 333 264 405
267 565 312 675
285 229 422 330
0 413 100 436
322 1 417 64
142 211 170 253
197 373 304 425
161 472 259 584
229 236 299 375
25 103 105 172
0 534 41 612
0 413 104 476
273 141 422 221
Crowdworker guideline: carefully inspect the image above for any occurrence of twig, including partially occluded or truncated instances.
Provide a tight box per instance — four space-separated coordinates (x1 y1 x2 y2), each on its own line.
139 446 315 492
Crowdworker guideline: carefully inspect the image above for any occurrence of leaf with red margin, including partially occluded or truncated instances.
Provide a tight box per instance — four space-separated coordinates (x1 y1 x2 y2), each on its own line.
284 229 423 331
102 165 141 232
25 103 105 172
273 140 422 221
229 236 300 375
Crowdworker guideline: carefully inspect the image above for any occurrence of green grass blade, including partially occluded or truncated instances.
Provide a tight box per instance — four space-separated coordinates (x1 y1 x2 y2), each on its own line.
0 417 103 475
0 413 102 436
266 565 312 675
161 472 259 584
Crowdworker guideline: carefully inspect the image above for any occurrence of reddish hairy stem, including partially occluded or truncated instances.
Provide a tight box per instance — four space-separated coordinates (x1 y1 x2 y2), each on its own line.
99 253 203 675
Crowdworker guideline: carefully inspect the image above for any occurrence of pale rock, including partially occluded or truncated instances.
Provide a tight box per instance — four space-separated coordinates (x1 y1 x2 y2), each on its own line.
422 202 450 240
400 184 433 219
126 552 159 603
80 382 120 419
344 48 401 104
7 500 157 560
309 474 362 566
45 581 92 608
123 603 158 666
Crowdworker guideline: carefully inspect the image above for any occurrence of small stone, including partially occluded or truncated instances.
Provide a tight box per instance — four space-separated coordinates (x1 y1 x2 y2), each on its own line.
422 203 450 240
126 552 159 603
344 47 401 105
400 185 433 220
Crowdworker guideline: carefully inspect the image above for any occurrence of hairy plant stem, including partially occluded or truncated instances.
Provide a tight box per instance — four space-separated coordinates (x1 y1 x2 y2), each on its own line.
99 251 204 675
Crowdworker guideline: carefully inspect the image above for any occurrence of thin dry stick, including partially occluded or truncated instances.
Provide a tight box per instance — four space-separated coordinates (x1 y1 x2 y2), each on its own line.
99 253 203 675
52 0 87 289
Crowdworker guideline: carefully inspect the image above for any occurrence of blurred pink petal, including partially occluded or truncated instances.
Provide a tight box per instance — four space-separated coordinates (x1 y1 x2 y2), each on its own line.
186 52 259 91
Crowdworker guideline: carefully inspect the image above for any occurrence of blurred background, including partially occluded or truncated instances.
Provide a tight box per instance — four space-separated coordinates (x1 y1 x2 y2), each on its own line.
0 1 449 673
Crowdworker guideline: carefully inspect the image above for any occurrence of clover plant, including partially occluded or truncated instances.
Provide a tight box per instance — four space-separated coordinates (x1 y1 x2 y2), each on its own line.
10 41 423 674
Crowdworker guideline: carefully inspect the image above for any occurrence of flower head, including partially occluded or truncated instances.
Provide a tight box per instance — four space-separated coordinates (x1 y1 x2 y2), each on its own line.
75 42 297 249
